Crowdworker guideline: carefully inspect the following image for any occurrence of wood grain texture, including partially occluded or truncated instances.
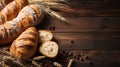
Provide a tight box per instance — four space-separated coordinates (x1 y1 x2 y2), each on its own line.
41 17 120 33
53 33 120 50
38 0 120 67
56 0 120 17
69 50 120 67
0 0 119 67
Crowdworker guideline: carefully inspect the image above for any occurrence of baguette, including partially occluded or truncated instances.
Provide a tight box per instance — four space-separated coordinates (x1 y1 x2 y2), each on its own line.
39 41 59 58
10 27 38 58
0 0 28 24
38 30 53 43
0 4 44 45
0 0 13 11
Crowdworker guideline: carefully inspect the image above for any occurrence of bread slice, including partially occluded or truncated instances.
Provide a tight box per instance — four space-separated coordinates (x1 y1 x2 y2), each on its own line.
38 30 53 43
39 41 58 58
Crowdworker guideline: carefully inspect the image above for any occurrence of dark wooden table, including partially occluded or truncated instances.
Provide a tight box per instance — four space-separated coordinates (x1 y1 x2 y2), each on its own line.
39 0 120 67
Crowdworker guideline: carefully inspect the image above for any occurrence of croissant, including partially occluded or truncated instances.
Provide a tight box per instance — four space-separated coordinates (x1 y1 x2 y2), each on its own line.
0 0 28 24
10 27 38 58
0 4 44 45
0 0 13 11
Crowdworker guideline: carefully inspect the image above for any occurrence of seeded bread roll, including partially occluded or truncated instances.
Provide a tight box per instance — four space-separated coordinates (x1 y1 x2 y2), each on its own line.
38 30 53 43
39 41 59 58
10 27 38 58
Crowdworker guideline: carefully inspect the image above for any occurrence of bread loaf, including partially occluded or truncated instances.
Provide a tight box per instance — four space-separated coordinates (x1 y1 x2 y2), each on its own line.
39 41 59 58
0 4 44 45
38 30 53 43
0 0 28 24
0 0 13 11
10 27 38 58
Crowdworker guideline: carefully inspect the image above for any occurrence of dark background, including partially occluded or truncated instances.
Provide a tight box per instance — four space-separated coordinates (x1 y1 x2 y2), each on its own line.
38 0 120 67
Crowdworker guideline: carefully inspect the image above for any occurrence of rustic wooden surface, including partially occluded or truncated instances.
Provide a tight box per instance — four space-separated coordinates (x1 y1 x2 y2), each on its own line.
38 0 120 67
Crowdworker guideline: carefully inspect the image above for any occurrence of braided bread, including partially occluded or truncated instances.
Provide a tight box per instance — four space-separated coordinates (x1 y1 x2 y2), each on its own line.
10 27 38 58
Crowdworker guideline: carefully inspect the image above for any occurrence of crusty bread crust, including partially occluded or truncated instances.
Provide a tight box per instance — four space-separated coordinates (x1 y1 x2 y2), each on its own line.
0 0 28 24
0 4 44 45
0 0 13 11
10 27 38 58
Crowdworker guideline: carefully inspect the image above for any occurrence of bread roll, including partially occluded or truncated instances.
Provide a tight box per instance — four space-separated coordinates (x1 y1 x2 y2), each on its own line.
39 41 59 58
10 27 38 58
38 30 53 43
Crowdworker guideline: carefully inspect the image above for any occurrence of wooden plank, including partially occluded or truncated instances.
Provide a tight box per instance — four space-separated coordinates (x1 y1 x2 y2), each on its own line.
53 0 120 17
41 0 120 66
57 9 120 17
59 50 120 60
70 0 119 1
73 59 120 67
59 50 120 67
53 33 120 50
70 1 120 9
38 17 120 33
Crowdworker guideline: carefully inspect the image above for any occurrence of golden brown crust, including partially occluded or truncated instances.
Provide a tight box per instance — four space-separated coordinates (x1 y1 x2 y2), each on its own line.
10 27 38 58
0 4 44 45
0 0 13 11
0 0 28 24
0 21 20 44
15 0 28 8
28 5 44 25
